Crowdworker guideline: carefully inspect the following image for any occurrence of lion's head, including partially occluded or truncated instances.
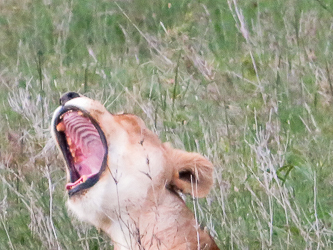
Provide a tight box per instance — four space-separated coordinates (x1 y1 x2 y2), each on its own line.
51 92 218 249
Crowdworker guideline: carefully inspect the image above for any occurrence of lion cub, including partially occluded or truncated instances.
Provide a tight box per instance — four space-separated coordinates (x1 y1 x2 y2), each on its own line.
51 92 219 250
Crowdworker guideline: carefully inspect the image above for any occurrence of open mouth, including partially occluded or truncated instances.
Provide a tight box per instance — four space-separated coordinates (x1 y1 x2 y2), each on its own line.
53 107 108 196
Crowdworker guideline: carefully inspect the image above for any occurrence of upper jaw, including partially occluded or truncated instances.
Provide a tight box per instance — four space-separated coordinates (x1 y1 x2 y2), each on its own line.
51 101 108 197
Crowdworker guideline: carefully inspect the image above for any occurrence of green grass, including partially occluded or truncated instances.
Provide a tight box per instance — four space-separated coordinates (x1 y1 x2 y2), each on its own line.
2 0 333 249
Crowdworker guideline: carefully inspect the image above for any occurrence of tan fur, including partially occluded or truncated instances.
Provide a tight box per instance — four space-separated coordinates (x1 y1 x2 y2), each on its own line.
52 96 219 250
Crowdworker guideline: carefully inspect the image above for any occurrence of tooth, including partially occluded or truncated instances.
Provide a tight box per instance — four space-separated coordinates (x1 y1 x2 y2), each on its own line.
70 147 75 158
67 138 72 146
56 122 65 132
78 111 84 116
82 175 87 183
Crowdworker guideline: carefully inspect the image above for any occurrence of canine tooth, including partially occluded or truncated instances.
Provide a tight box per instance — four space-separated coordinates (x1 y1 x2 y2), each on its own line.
82 175 87 183
70 147 75 158
78 111 84 116
56 122 66 132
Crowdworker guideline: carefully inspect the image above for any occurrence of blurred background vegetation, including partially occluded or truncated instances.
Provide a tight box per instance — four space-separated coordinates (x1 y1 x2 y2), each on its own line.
1 0 333 249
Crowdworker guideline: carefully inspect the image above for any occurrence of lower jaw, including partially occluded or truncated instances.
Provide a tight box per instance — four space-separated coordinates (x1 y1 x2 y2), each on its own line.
67 173 101 197
66 173 95 190
66 176 85 190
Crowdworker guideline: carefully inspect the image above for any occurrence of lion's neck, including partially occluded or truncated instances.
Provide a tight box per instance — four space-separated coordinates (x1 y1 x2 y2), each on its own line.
105 189 211 250
107 221 141 250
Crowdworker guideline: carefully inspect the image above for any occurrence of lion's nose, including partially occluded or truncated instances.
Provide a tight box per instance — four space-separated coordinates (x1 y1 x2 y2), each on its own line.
60 92 80 106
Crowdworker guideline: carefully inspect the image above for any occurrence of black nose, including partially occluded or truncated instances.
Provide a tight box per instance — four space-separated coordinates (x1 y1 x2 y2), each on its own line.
60 92 80 106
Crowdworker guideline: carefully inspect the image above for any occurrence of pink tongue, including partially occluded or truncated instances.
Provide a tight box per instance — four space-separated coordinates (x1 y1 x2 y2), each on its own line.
74 140 104 175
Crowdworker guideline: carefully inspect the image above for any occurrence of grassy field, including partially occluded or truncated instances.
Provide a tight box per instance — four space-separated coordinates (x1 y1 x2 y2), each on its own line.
1 0 333 249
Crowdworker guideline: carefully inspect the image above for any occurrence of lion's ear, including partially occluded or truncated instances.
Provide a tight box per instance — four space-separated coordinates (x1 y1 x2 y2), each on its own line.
168 147 214 198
